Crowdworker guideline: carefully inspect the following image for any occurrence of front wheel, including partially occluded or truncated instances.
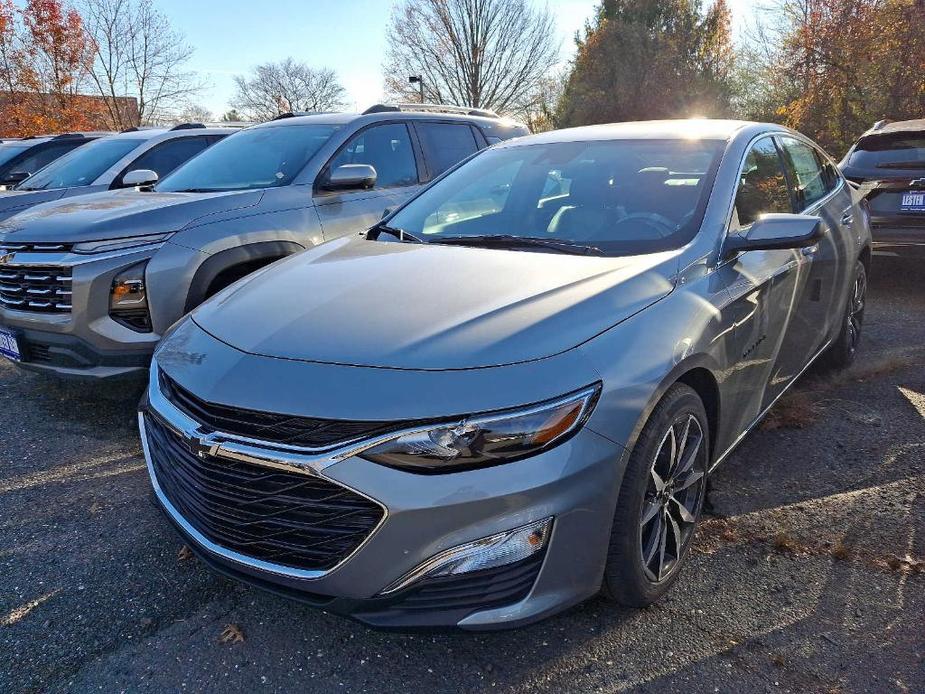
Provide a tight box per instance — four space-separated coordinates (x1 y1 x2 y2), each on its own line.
825 260 867 371
601 384 709 607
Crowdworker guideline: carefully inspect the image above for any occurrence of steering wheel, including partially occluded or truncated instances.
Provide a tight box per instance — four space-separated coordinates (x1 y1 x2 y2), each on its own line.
611 213 676 239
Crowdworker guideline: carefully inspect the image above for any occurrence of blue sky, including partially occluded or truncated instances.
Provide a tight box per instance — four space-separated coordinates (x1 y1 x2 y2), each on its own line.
147 0 759 116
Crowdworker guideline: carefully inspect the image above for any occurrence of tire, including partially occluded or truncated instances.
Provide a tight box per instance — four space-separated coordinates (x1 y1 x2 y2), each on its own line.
825 260 867 371
601 383 710 607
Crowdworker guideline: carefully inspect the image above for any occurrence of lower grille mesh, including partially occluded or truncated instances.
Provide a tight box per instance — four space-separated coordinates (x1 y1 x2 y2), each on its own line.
146 414 384 572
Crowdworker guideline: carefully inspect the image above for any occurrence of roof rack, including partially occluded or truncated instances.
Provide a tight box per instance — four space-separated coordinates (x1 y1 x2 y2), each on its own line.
271 111 336 121
363 103 500 119
169 123 206 131
204 121 255 129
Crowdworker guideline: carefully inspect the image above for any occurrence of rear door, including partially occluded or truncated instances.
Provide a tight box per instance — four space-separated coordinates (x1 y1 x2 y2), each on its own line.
313 122 422 240
775 136 846 359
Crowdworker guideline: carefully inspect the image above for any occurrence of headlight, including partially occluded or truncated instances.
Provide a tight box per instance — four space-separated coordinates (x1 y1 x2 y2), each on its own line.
361 384 600 472
73 233 173 254
110 261 152 332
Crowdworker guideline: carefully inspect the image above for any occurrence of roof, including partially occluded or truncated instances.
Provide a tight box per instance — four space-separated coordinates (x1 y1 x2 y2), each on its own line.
864 119 925 136
250 109 522 131
498 119 762 147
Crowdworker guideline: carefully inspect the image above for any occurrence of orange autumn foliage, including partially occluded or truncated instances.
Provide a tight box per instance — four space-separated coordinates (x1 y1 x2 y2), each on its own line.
0 0 108 136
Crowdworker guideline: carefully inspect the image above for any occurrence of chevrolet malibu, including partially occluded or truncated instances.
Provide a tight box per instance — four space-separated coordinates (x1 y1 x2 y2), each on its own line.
140 120 871 630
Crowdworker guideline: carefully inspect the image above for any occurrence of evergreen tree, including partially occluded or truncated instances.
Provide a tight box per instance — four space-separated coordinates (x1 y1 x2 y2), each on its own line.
557 0 734 127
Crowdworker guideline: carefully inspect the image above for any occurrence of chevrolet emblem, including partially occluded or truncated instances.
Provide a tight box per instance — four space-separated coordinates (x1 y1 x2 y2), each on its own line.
183 430 219 459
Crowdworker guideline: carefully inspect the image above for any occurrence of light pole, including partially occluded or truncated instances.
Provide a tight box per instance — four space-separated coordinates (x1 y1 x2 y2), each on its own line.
408 75 424 103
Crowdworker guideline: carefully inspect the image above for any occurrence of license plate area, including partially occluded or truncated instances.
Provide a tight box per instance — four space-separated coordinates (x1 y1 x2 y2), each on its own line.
0 326 21 362
900 191 925 212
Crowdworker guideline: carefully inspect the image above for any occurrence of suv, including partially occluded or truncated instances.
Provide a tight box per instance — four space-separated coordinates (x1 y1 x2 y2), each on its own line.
0 124 238 222
0 106 528 378
0 133 111 189
840 119 925 257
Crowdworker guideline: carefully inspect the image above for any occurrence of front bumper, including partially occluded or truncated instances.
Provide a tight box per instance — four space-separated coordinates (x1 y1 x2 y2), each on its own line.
140 355 625 630
0 245 162 377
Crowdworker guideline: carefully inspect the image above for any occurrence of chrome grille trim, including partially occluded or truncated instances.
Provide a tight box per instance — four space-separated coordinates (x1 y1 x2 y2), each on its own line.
0 264 73 314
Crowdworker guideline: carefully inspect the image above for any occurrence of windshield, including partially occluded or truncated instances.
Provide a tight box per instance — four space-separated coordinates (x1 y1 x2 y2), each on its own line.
386 138 724 256
157 124 340 192
849 133 925 170
0 143 29 167
17 137 146 190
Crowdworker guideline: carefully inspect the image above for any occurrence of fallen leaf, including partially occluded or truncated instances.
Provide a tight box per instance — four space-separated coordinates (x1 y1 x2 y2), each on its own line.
177 545 194 561
220 623 245 644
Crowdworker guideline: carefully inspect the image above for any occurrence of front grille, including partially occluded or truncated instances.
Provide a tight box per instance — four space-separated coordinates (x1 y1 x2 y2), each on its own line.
0 265 72 313
0 241 74 253
160 370 407 449
27 342 52 362
145 414 385 572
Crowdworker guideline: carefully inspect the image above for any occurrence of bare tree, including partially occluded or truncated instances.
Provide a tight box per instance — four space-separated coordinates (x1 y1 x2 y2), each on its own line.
230 59 347 121
173 103 212 125
80 0 205 127
382 0 560 117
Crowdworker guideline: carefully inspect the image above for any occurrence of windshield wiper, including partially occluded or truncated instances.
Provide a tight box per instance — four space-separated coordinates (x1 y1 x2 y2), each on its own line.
367 223 424 244
430 234 605 256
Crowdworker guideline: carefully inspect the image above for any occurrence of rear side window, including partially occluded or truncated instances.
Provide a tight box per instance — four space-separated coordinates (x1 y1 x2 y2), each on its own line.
779 137 827 210
849 132 925 171
416 123 479 178
122 136 212 183
733 138 792 229
327 123 418 188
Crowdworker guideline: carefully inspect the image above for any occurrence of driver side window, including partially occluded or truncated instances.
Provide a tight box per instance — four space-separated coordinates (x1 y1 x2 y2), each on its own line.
327 123 418 189
732 138 793 231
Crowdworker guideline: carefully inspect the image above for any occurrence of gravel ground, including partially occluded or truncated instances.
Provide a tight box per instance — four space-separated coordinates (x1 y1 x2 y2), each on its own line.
0 256 922 694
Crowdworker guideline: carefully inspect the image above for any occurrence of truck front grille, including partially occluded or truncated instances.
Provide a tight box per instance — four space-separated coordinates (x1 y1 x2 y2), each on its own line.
0 265 72 313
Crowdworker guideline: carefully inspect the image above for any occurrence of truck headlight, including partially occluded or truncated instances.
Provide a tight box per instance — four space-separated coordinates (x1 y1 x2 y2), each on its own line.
73 233 173 254
361 384 600 472
110 261 152 332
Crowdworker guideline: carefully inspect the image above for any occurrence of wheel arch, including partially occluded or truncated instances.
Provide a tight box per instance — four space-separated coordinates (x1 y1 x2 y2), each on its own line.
617 357 723 465
184 240 304 313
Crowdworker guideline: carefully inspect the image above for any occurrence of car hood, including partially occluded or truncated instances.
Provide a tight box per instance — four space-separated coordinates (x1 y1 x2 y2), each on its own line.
0 188 68 222
192 237 679 370
0 189 263 243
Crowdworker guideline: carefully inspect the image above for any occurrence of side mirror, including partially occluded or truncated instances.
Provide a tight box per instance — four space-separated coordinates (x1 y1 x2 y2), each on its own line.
724 213 823 258
1 171 30 186
121 169 159 188
324 164 377 191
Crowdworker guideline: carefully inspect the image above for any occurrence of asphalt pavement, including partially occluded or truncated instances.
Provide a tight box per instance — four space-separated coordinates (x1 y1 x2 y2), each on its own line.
1 256 922 693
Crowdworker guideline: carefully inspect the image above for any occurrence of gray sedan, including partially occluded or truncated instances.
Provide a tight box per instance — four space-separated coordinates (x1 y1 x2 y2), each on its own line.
139 120 871 629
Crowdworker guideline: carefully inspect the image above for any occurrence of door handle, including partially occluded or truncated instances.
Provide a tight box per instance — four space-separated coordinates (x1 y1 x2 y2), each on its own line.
840 212 854 226
802 244 819 257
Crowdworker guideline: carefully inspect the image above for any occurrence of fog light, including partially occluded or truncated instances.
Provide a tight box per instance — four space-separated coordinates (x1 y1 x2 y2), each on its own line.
380 518 552 595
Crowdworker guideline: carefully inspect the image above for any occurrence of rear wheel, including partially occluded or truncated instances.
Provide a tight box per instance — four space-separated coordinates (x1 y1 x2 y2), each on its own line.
601 384 709 607
825 260 867 370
